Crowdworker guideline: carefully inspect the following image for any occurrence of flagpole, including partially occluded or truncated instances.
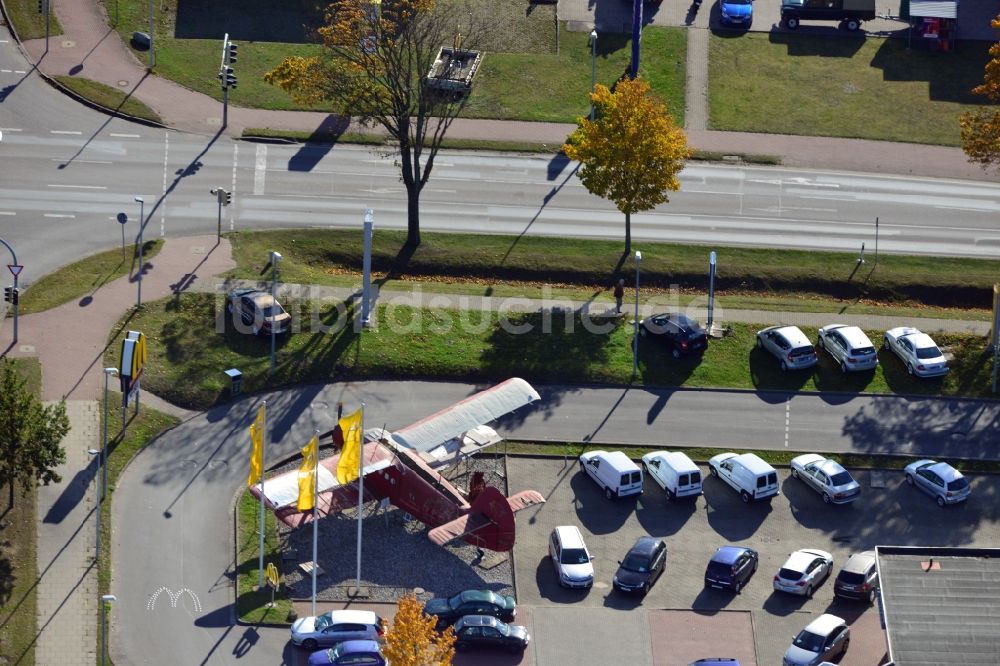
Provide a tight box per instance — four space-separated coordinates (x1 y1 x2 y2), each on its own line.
258 400 267 589
355 403 365 592
311 429 319 617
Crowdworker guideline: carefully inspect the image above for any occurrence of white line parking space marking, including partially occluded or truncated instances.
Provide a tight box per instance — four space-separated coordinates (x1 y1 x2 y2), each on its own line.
44 213 76 218
784 398 791 448
50 130 83 135
253 144 267 195
109 133 141 138
47 184 107 189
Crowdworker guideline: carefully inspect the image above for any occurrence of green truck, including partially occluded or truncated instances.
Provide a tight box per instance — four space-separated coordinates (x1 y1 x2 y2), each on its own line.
780 0 876 31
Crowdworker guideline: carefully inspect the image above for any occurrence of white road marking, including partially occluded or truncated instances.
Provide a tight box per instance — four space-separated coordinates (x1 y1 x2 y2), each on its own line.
50 158 113 165
47 184 107 189
0 127 22 132
44 213 76 218
50 130 83 135
253 144 267 195
0 211 15 216
161 131 169 236
14 70 26 75
109 133 141 138
0 69 10 73
231 143 239 232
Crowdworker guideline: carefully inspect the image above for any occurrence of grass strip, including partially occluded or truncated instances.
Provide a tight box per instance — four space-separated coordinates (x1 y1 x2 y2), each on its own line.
235 490 294 624
502 441 1000 473
3 0 63 40
17 240 162 315
104 293 992 411
226 229 1000 310
0 359 42 665
53 76 164 124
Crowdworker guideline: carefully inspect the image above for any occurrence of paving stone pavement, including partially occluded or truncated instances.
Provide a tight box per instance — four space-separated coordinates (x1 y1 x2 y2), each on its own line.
35 400 100 666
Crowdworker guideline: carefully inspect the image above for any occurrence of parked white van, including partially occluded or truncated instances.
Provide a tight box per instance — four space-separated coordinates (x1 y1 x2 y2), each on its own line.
708 452 779 503
641 451 702 500
579 450 643 499
548 525 594 589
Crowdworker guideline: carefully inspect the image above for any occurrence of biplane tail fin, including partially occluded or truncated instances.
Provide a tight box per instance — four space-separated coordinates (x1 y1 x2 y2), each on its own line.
428 486 545 552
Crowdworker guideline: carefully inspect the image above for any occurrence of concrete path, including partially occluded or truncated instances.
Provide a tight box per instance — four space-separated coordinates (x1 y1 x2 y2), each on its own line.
34 400 99 666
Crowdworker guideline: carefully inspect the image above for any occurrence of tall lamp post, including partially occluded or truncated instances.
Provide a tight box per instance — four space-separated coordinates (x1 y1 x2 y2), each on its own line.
102 368 118 500
134 197 144 308
270 251 282 375
589 29 598 121
147 0 154 69
100 594 116 666
633 250 642 377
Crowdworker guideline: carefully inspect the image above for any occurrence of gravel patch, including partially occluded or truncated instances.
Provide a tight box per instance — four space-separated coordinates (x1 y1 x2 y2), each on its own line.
277 455 515 604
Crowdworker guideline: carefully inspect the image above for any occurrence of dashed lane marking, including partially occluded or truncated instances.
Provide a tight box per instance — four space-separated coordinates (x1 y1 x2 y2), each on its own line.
47 184 107 189
44 213 76 218
50 130 83 135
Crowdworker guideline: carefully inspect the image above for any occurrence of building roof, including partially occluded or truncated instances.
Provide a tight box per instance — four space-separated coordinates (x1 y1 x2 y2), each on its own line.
877 546 1000 665
910 0 958 18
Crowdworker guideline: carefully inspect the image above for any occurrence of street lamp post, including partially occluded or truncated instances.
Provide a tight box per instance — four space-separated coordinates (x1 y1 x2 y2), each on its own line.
633 250 642 377
100 594 116 666
87 449 100 562
589 29 598 121
102 368 118 500
147 0 154 69
134 197 144 308
270 251 282 375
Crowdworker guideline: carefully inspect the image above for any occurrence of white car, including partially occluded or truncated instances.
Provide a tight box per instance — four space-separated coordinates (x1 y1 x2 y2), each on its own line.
773 549 833 598
641 451 702 499
756 325 818 371
789 454 861 504
883 326 949 377
817 324 878 372
904 459 971 507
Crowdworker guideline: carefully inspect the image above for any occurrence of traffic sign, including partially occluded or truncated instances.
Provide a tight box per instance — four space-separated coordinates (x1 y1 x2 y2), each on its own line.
8 264 22 277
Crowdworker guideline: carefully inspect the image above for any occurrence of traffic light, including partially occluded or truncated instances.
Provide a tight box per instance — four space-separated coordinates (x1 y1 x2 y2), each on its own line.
225 72 237 89
37 0 44 13
10 288 17 306
226 43 238 65
224 191 233 205
3 287 10 303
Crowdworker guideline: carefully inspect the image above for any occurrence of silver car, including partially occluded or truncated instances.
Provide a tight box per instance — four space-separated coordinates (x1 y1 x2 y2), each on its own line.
773 548 833 598
883 326 949 377
904 459 971 507
756 325 818 371
817 324 878 372
783 613 850 666
289 609 384 650
789 454 861 504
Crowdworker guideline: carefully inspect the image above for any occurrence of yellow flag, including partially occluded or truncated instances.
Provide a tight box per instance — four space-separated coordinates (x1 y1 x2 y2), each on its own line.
297 435 318 511
336 408 363 485
247 425 262 487
246 403 266 487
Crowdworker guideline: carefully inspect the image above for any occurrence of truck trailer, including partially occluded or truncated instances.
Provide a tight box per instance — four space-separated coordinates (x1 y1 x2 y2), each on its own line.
780 0 876 31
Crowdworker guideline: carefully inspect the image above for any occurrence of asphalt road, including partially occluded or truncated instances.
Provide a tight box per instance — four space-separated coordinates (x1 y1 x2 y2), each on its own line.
110 379 1000 665
5 25 1000 289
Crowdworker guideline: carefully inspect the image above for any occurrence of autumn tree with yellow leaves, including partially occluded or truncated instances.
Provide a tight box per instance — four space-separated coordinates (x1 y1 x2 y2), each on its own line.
381 594 455 666
563 77 690 255
961 15 1000 167
265 0 489 246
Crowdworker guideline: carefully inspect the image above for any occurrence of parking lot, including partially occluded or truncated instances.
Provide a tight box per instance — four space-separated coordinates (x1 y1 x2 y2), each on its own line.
507 455 1000 664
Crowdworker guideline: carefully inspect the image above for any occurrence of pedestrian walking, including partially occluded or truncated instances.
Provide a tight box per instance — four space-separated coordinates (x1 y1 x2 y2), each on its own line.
614 278 625 314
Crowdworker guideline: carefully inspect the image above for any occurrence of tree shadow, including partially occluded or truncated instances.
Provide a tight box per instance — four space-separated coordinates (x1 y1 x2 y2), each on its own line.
174 0 326 42
287 116 351 172
869 36 992 105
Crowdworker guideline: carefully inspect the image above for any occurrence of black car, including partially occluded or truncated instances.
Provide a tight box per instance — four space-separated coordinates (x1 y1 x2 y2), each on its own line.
704 545 758 593
613 536 667 594
422 590 516 629
453 615 530 654
639 313 708 359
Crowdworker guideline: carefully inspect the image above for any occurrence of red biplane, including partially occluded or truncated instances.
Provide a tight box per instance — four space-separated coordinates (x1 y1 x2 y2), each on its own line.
249 378 545 552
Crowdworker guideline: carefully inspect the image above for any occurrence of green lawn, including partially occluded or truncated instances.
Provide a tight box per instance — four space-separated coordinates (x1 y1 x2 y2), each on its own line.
17 240 162 315
54 77 163 124
4 0 63 40
0 359 42 666
103 292 992 410
226 229 1000 310
709 33 992 146
236 491 293 624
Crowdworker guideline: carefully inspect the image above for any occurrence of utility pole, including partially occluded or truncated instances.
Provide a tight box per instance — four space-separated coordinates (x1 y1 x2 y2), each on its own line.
1 238 21 344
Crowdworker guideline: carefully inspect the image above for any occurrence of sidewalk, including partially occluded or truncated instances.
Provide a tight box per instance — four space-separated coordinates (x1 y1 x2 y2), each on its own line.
9 0 993 182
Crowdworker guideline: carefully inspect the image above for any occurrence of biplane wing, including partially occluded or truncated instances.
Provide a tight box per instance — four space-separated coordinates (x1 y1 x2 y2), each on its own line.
385 377 540 468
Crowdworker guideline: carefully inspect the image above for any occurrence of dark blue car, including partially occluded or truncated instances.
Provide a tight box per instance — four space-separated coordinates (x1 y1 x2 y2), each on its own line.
704 545 758 593
307 640 386 666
